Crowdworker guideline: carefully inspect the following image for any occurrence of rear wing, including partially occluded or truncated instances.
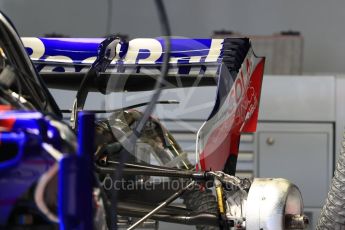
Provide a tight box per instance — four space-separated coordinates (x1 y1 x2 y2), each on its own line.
22 37 223 73
23 37 265 172
22 38 227 91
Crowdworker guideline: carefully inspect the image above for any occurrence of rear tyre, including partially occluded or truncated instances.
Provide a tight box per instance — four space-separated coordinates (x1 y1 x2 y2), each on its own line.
183 189 219 230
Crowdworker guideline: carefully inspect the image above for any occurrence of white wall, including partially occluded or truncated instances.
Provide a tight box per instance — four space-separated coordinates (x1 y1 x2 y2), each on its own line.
2 0 345 73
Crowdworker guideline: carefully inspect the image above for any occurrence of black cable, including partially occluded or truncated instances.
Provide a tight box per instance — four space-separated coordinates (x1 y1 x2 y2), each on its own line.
109 0 171 229
132 0 171 136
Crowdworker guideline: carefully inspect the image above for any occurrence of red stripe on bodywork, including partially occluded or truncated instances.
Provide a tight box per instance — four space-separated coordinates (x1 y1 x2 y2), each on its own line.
241 59 265 133
0 118 16 131
0 105 12 111
0 106 16 131
199 58 265 171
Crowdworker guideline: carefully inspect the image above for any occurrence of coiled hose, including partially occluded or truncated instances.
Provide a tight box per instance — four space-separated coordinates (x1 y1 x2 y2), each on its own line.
317 131 345 229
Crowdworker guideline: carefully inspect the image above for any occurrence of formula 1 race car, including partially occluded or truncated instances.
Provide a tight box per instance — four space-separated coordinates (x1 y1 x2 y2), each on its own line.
0 4 309 230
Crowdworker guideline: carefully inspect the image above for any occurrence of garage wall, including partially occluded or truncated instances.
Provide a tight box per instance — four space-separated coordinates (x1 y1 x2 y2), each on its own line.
1 0 345 73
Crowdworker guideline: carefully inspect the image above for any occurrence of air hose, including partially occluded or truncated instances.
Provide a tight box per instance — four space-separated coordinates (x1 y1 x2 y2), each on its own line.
317 131 345 229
